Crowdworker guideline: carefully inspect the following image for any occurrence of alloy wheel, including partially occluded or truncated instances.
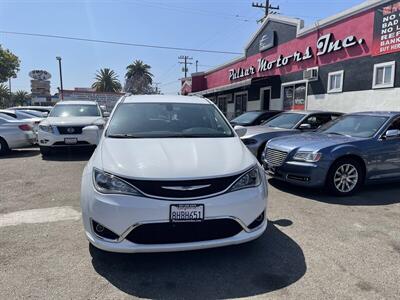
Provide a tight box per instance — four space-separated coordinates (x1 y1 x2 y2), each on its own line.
333 164 359 193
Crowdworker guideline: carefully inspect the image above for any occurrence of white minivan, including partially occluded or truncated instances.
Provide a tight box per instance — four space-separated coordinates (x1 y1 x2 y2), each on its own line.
80 95 268 253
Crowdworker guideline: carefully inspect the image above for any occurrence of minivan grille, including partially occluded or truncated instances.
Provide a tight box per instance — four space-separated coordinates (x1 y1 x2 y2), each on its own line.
265 148 288 167
57 126 84 135
121 172 245 199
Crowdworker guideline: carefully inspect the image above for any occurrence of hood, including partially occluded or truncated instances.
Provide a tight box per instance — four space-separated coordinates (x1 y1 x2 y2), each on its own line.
267 133 361 152
42 116 103 126
243 126 297 138
99 137 256 180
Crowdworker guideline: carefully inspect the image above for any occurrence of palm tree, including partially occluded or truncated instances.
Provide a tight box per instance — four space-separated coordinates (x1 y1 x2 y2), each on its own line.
0 84 10 108
13 90 30 106
91 68 122 92
124 60 154 94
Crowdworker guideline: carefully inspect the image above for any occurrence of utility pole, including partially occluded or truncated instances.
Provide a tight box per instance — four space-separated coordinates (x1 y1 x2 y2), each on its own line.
195 60 199 72
56 56 64 100
252 0 279 23
178 55 193 78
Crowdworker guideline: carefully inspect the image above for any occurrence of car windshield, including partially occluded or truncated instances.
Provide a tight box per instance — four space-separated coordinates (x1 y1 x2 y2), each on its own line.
107 102 234 138
321 115 389 138
231 112 262 124
49 104 100 117
263 113 305 129
21 110 45 117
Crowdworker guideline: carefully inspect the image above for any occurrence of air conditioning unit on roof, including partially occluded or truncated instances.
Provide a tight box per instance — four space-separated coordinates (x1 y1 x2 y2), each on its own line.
303 67 319 81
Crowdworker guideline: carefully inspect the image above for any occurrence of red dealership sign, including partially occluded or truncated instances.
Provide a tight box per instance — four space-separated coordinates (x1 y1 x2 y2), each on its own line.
372 1 400 56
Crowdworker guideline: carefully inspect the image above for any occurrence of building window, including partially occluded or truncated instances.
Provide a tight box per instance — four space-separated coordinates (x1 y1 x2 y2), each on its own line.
327 70 344 93
373 61 396 89
217 95 230 115
282 81 307 111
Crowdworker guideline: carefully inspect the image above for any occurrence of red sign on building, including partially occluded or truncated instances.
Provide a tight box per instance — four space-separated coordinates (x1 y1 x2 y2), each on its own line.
372 1 400 56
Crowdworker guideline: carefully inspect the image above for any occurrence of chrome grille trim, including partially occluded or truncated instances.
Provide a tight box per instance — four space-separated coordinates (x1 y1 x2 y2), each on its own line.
265 148 288 167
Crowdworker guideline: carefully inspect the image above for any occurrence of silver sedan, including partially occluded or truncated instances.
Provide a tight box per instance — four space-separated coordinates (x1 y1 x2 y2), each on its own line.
0 113 36 155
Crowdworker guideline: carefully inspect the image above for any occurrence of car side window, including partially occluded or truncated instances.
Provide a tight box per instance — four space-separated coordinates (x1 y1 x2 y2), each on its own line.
387 118 400 131
301 114 333 130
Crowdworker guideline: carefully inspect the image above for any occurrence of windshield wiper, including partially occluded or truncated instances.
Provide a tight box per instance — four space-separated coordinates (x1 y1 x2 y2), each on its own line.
107 134 140 138
326 132 351 137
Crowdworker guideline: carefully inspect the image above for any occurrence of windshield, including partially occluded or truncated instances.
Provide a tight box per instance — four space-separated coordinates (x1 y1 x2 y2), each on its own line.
263 113 305 129
49 104 100 117
231 112 262 124
21 110 45 117
107 103 234 138
321 115 388 138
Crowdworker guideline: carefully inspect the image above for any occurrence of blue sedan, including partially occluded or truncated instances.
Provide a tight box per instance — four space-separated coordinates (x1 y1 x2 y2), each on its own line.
262 112 400 196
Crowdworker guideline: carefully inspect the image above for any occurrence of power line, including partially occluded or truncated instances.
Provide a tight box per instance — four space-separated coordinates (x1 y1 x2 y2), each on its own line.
0 30 242 55
252 0 280 23
178 56 193 78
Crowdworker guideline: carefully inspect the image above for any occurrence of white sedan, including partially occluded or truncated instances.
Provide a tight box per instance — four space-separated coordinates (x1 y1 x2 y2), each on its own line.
0 113 36 155
80 95 268 253
38 101 108 156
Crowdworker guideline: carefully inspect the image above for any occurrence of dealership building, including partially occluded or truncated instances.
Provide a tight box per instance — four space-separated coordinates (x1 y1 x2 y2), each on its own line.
182 0 400 119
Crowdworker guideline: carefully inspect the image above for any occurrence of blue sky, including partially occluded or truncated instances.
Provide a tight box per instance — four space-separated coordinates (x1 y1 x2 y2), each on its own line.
0 0 364 95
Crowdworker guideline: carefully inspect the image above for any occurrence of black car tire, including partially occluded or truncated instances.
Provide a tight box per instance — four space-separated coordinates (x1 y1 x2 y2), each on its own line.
0 137 9 155
40 146 53 157
326 157 364 196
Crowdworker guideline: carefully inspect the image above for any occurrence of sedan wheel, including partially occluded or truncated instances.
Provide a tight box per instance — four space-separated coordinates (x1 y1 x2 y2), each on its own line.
0 138 9 155
327 158 364 196
333 164 359 193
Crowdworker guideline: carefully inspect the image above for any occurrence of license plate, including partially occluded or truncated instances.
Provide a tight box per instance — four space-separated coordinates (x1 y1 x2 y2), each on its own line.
64 138 78 145
170 204 204 222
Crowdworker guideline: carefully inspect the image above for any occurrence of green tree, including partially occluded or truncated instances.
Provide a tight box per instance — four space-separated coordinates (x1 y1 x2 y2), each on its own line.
12 90 30 106
0 45 20 83
0 84 10 108
124 60 155 94
91 68 122 92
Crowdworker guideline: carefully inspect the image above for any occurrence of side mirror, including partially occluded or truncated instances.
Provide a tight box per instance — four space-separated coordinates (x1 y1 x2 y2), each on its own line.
82 125 101 145
299 123 312 130
42 112 49 117
385 129 400 139
234 125 247 137
103 112 110 118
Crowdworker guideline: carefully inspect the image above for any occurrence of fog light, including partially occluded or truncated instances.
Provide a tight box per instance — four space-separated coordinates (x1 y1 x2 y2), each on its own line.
92 220 119 240
248 211 265 230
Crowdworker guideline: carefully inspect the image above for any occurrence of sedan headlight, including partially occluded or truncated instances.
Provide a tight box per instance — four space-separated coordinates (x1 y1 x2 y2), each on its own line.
230 167 261 192
39 125 54 133
93 168 142 196
293 151 322 162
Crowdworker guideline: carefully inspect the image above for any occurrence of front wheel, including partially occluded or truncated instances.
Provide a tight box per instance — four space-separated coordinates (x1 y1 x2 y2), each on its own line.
40 146 53 157
326 158 364 196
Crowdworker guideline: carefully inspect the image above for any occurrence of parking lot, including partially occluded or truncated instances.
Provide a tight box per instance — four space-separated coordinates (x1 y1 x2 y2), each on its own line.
0 148 399 300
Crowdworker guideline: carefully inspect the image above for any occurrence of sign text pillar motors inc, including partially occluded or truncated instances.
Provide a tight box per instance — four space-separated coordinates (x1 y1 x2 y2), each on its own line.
372 1 400 56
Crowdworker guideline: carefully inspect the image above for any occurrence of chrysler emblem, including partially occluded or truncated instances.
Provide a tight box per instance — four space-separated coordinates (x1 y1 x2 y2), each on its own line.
67 127 75 133
161 184 211 191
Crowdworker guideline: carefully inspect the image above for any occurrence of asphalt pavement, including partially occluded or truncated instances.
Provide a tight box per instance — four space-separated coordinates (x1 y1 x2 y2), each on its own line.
0 147 399 299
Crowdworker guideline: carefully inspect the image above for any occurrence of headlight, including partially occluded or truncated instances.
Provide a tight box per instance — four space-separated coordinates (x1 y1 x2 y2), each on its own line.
293 151 322 162
39 125 54 133
229 167 261 192
93 168 142 196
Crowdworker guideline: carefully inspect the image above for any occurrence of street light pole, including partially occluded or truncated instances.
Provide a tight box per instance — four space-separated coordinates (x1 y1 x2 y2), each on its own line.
56 56 64 100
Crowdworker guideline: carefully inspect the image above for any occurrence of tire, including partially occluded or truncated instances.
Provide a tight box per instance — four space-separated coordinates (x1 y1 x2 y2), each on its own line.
0 137 9 155
326 157 364 196
40 146 52 157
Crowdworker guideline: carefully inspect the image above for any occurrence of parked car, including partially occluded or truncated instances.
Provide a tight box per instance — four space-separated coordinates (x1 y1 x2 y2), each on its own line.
0 113 36 155
80 95 268 253
241 111 342 161
230 110 282 127
0 109 44 134
38 101 108 156
263 112 400 196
